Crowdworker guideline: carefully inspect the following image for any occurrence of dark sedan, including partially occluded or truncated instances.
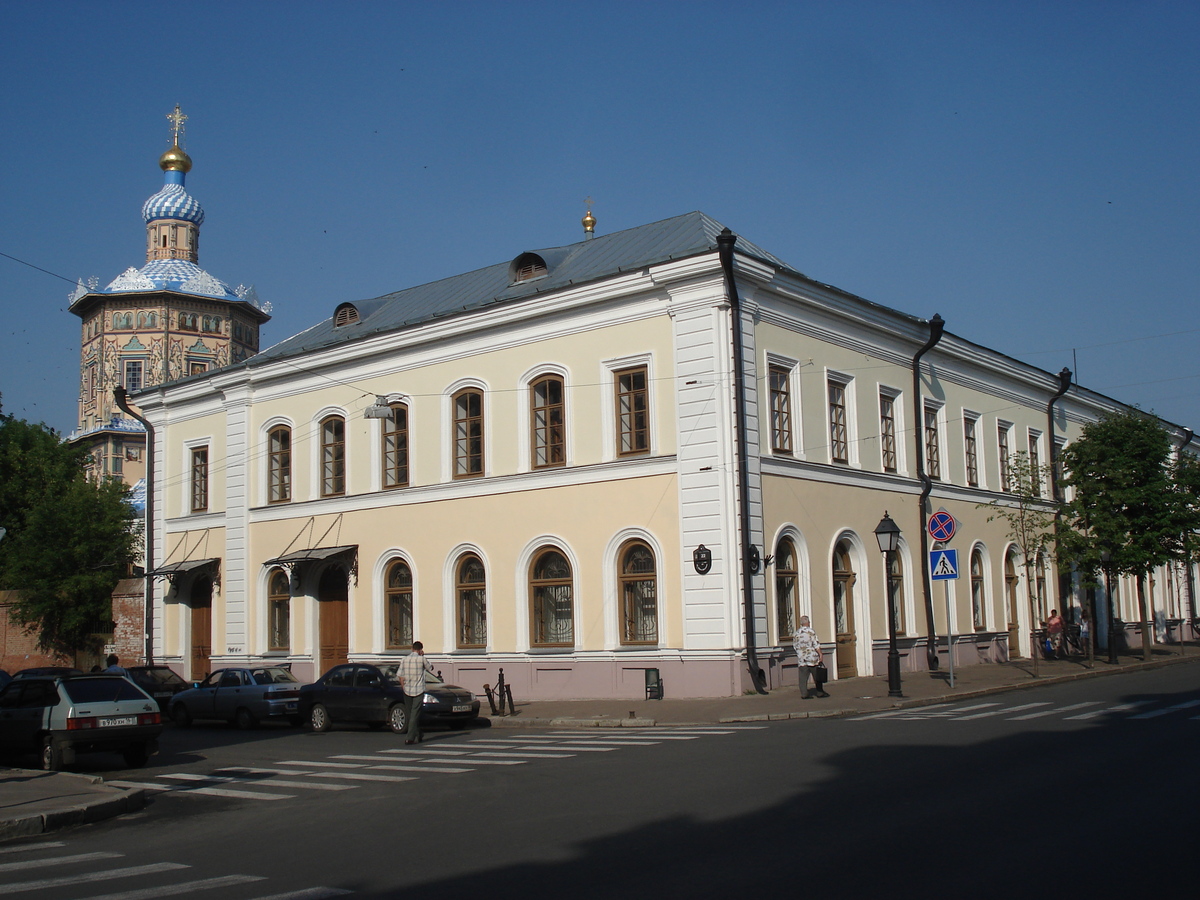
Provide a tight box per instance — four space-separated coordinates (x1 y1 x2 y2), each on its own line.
300 663 479 734
127 665 190 712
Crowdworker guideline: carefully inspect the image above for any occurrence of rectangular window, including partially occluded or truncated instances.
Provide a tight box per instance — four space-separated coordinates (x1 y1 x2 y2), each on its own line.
531 376 565 468
111 442 123 474
828 380 849 464
924 404 941 480
879 392 898 473
453 390 484 478
769 365 793 454
964 415 980 487
321 417 345 497
190 447 208 513
268 426 291 503
123 359 144 392
998 423 1012 492
382 404 409 488
1028 431 1042 497
615 366 649 456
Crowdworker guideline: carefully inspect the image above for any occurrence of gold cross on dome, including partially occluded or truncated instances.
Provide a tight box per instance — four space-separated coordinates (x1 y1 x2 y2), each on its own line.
166 104 187 146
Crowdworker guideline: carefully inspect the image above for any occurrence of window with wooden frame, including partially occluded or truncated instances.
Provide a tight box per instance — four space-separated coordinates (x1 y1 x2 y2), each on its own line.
828 379 849 463
530 375 565 468
924 403 942 480
268 568 290 652
998 423 1012 492
879 391 898 473
453 389 484 478
1028 431 1042 497
970 549 986 631
320 415 346 497
888 552 906 635
268 425 291 503
620 540 658 645
190 447 209 513
774 537 798 641
382 403 409 489
385 559 413 650
964 415 980 487
456 554 487 649
615 366 649 456
769 365 793 454
530 548 574 647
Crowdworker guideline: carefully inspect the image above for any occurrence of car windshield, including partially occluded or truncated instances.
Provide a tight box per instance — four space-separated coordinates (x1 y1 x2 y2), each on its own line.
133 668 187 686
250 668 298 685
380 664 443 686
62 677 149 704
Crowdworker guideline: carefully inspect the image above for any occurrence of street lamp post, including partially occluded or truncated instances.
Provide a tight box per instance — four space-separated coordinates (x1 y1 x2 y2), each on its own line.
1102 550 1117 665
875 512 904 697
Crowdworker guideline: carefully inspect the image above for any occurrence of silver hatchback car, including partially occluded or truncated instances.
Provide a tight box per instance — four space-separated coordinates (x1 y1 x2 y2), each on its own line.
170 666 304 729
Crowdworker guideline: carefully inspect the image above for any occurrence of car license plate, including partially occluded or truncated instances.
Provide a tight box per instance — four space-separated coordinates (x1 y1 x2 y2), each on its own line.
453 704 471 713
100 716 136 727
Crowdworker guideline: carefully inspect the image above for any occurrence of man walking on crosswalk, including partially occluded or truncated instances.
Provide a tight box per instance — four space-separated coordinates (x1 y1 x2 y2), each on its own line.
397 641 435 744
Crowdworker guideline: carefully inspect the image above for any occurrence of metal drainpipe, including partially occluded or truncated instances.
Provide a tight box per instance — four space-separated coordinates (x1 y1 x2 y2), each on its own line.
114 386 154 667
912 314 945 670
1180 429 1196 626
1046 368 1072 503
717 228 767 694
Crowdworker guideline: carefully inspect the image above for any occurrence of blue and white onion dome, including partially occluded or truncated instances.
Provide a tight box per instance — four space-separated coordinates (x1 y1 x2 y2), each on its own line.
141 143 205 224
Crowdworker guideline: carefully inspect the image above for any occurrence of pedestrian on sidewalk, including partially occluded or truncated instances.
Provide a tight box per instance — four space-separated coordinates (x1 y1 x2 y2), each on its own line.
792 616 828 699
103 654 128 676
397 641 435 744
1047 610 1065 658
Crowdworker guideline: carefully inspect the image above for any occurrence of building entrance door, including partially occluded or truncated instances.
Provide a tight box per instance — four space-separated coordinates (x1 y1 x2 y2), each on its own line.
832 541 858 679
190 575 213 679
318 565 349 675
1005 554 1021 658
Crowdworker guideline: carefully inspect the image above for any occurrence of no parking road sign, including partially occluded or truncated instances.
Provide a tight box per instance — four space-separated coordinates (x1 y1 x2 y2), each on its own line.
928 511 957 543
930 548 959 581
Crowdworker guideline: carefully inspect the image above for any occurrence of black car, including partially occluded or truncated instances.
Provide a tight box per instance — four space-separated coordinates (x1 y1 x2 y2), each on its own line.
0 674 163 770
126 665 191 712
299 663 479 734
12 666 83 679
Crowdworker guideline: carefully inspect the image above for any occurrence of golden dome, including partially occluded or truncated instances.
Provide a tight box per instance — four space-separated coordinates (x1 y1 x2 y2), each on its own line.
159 143 193 173
582 209 596 233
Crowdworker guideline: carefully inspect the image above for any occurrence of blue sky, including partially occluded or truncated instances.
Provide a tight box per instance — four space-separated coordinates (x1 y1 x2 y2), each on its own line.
2 1 1198 436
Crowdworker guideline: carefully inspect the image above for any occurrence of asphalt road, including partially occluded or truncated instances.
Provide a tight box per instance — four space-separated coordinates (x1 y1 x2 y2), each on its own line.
3 665 1198 899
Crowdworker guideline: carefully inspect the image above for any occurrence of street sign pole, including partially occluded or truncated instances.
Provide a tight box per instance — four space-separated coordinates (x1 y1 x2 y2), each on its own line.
944 576 954 689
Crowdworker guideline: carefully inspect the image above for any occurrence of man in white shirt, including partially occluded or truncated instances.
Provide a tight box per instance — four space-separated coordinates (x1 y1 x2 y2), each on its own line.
397 641 434 744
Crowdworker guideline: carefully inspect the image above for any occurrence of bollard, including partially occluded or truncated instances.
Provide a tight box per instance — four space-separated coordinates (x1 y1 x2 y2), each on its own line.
483 683 498 716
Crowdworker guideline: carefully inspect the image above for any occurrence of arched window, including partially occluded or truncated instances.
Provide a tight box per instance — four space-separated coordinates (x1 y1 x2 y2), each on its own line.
775 537 799 640
530 548 573 647
268 568 290 652
453 389 484 478
971 549 986 631
268 425 291 503
320 415 345 497
620 541 658 645
385 560 413 649
888 552 906 635
832 540 858 678
456 554 486 649
381 403 408 489
530 375 565 468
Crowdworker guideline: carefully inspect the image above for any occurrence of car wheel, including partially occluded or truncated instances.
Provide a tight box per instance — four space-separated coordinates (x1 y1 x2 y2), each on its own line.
172 704 192 728
41 736 64 771
123 743 150 767
387 703 407 734
309 703 330 733
234 707 257 730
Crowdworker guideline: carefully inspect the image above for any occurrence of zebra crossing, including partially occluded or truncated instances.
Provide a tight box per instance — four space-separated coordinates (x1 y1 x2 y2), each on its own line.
0 840 349 899
107 726 762 803
852 697 1200 722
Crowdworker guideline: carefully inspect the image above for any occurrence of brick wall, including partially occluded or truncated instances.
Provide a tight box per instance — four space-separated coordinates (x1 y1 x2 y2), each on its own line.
111 579 146 666
0 591 70 672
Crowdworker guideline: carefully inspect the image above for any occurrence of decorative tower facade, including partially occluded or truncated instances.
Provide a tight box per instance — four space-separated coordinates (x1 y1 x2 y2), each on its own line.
68 106 271 488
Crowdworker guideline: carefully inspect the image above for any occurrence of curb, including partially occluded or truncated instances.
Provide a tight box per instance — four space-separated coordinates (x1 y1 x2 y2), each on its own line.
0 771 147 842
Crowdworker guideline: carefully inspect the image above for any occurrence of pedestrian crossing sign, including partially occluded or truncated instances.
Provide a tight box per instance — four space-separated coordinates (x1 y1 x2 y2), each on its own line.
930 548 959 580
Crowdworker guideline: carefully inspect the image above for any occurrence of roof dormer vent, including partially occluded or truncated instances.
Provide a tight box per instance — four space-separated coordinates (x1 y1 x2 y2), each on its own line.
333 303 360 327
510 252 548 284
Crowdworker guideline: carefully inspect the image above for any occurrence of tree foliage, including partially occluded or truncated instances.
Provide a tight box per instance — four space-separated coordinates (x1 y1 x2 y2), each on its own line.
978 450 1058 570
0 410 140 654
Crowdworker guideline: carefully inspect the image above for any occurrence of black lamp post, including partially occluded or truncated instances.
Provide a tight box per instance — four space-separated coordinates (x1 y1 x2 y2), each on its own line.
1102 549 1117 665
875 512 904 697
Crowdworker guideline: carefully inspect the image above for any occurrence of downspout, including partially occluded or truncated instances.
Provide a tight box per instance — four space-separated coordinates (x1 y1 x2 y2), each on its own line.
912 314 945 670
717 228 767 694
114 386 154 667
1046 368 1073 641
1180 429 1196 626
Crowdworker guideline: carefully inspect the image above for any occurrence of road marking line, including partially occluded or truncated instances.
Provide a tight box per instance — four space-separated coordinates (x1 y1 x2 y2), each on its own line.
855 704 953 719
282 772 416 783
203 770 358 790
147 778 295 800
547 731 699 740
396 757 525 765
1130 699 1200 719
74 874 266 900
244 888 354 900
277 760 363 768
0 852 122 873
368 764 475 773
1065 700 1155 720
380 747 471 755
957 702 1050 720
1009 702 1103 719
0 843 66 856
460 742 616 752
0 862 189 894
106 780 173 792
470 750 576 758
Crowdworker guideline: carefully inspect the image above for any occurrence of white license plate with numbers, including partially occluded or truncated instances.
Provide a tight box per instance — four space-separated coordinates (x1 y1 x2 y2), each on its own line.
100 716 136 727
453 704 471 713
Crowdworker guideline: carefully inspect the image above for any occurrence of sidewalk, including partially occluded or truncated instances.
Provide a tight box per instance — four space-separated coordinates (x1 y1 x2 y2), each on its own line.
2 648 1195 842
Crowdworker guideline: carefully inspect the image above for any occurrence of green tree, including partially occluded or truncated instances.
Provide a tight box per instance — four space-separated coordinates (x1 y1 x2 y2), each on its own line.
1169 450 1200 625
1059 410 1182 660
978 450 1059 676
0 411 140 655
